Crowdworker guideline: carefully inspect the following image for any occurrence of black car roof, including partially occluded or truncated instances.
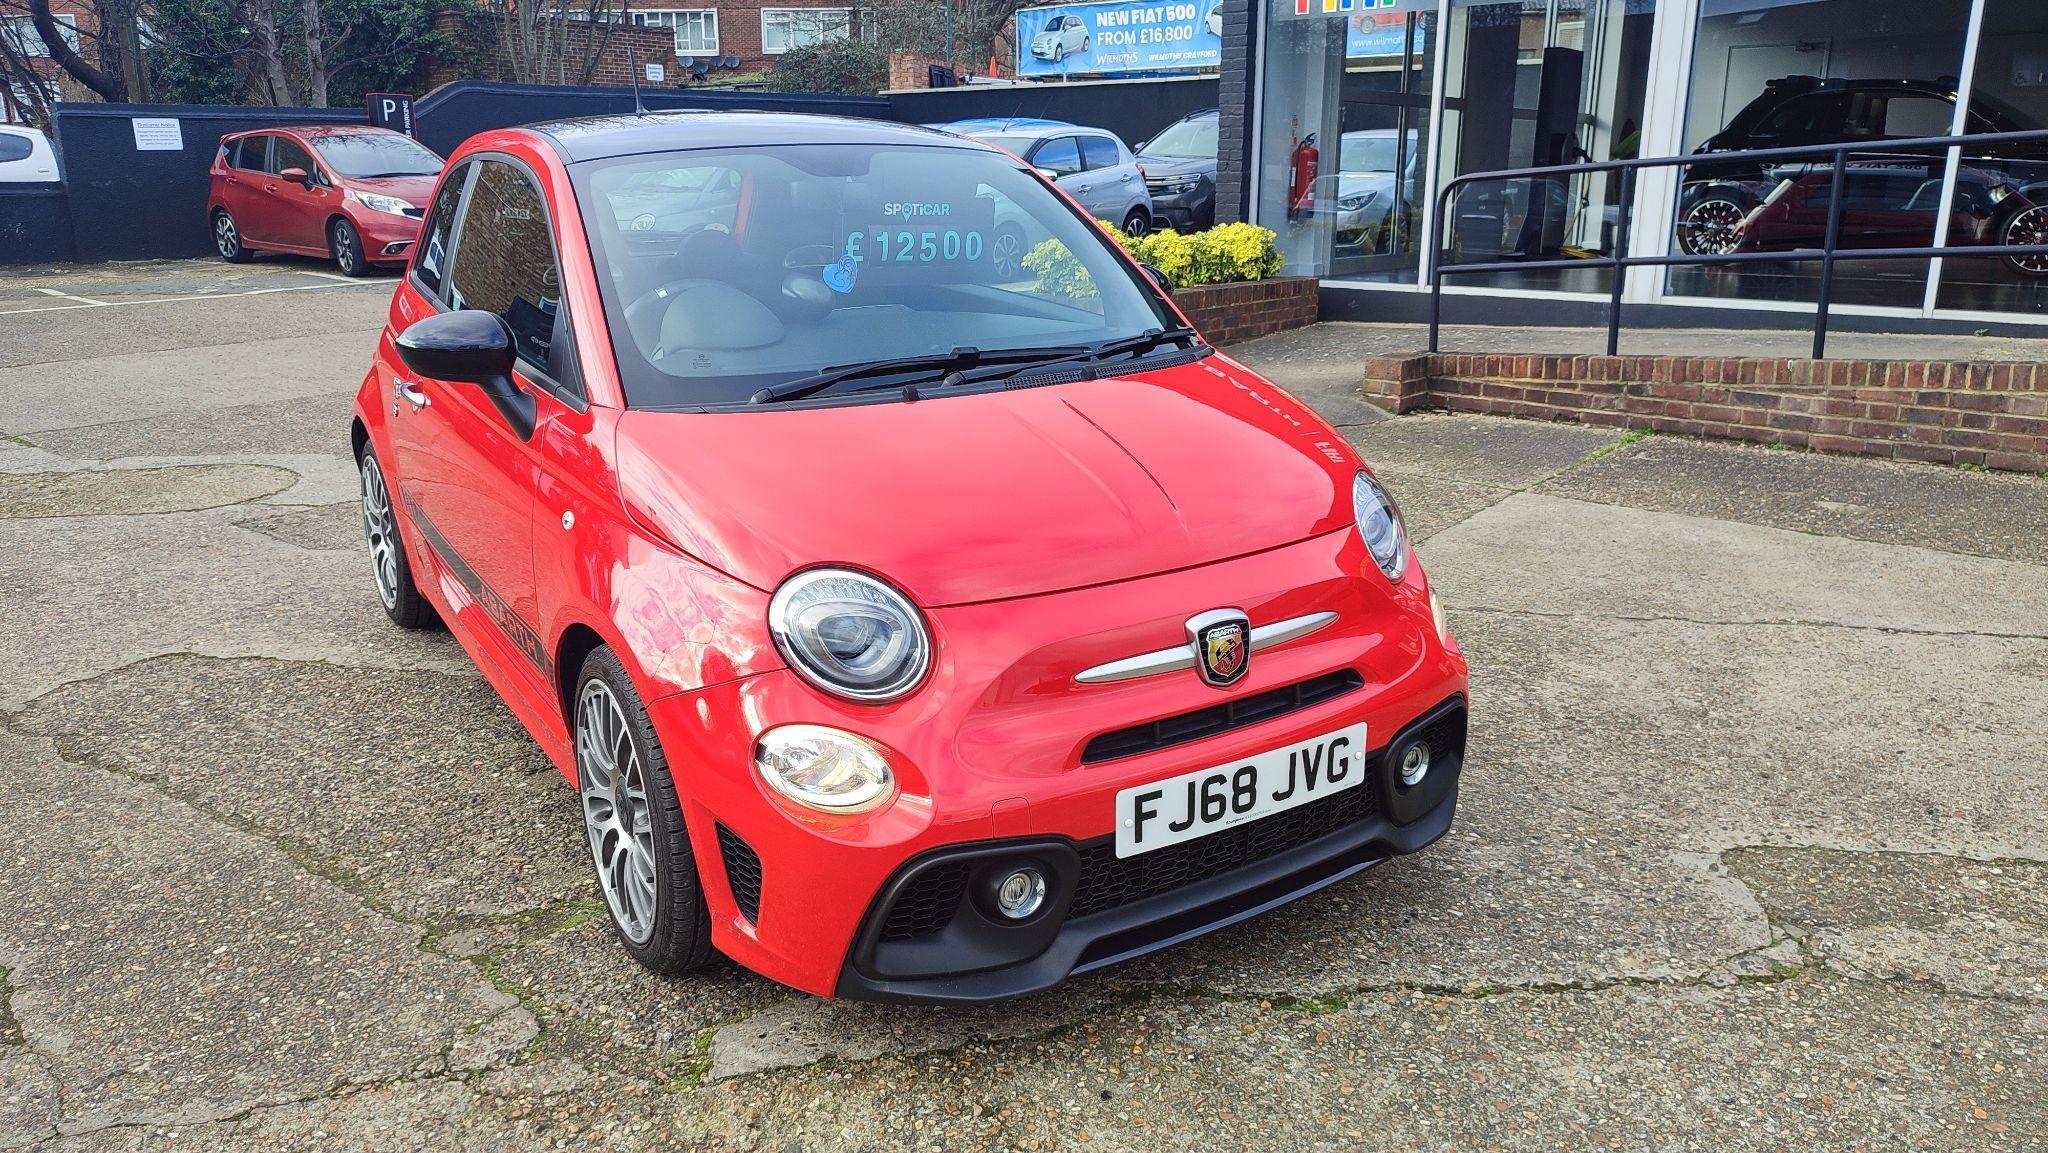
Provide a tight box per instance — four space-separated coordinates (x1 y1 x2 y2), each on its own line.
528 110 988 163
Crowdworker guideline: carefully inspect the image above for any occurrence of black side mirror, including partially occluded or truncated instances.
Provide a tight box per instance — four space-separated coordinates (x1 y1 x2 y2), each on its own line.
396 310 535 440
1140 262 1174 296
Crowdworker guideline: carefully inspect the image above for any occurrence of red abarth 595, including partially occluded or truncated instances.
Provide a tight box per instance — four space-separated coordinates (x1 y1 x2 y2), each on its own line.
351 112 1469 1003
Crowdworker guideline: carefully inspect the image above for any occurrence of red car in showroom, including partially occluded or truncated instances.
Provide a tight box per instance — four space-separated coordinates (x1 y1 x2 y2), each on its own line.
351 112 1469 1002
210 125 443 275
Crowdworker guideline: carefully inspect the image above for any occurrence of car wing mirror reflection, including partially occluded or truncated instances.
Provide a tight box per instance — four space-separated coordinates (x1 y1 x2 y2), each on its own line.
395 310 537 441
1140 262 1174 296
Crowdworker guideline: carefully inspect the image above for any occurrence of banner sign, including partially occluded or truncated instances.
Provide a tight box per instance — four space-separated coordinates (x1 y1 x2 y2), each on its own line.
1014 1 1225 77
1271 0 1426 59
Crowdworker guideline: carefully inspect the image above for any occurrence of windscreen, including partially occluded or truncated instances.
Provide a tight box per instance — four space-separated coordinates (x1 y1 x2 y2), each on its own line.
312 134 443 178
1142 116 1217 159
574 142 1177 409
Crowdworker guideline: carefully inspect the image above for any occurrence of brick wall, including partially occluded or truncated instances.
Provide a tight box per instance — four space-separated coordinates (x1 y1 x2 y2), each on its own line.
1175 276 1319 344
887 50 949 90
424 12 682 89
1361 352 2048 474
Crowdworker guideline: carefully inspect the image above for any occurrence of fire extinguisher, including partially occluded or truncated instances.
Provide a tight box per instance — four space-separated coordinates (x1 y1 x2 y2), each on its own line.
1288 133 1319 224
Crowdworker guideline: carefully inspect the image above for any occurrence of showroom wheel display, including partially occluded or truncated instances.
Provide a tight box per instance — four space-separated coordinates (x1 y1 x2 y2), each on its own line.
214 210 251 263
331 218 371 277
575 646 714 975
356 445 439 629
2001 204 2048 276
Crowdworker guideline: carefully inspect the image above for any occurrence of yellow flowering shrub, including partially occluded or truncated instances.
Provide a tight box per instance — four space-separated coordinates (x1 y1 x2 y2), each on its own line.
1029 222 1283 296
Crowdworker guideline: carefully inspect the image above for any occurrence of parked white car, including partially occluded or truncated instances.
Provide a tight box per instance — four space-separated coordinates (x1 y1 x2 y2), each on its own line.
1030 14 1090 62
0 125 58 183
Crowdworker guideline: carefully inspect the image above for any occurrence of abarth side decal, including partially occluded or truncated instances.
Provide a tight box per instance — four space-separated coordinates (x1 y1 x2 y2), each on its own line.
402 491 550 672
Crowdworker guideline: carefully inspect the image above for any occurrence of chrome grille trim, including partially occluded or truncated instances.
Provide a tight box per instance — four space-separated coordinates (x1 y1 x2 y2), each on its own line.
1074 611 1339 685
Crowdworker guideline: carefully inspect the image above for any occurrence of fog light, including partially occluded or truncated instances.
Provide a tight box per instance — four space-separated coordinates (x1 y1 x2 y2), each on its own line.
995 868 1046 919
1399 743 1431 788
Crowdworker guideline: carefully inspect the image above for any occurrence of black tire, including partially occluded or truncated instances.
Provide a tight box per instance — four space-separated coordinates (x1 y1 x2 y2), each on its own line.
575 646 714 975
214 210 251 263
2000 203 2048 277
356 443 440 630
1121 208 1151 237
331 218 372 277
1675 189 1750 257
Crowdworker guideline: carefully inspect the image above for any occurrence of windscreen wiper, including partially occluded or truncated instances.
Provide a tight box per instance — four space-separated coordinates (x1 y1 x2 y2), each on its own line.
750 344 1090 405
927 325 1204 391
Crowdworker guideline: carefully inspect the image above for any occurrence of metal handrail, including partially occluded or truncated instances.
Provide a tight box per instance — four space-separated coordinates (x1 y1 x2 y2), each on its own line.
1424 127 2048 359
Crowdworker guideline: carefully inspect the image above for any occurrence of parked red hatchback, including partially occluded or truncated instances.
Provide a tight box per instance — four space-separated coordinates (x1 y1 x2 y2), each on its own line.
351 112 1470 1002
210 125 442 276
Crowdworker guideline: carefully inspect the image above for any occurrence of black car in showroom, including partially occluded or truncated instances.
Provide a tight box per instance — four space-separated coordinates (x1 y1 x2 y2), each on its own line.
1676 75 2048 258
1137 109 1218 231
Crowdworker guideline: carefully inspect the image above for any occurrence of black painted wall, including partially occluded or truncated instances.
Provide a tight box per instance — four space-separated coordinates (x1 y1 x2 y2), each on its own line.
50 102 369 263
409 81 890 157
888 76 1217 154
0 184 76 264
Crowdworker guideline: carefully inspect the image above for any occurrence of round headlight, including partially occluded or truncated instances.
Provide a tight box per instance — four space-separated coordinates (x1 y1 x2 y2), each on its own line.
769 568 931 702
1353 470 1409 583
755 724 895 813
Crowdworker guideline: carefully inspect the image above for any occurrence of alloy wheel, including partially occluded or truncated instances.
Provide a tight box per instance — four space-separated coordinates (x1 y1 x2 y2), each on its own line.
992 228 1026 279
2006 206 2048 275
577 679 659 946
359 454 399 611
334 222 363 275
1677 196 1744 257
1123 210 1151 238
215 214 238 258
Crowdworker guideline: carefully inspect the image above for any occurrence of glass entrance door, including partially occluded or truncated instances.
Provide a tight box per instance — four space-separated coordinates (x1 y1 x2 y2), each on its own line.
1329 11 1439 279
1435 0 1659 293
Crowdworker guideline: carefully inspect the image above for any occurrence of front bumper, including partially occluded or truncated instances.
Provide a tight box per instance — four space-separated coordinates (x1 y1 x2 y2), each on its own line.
836 696 1465 1003
351 207 423 264
641 528 1467 1000
1148 188 1215 231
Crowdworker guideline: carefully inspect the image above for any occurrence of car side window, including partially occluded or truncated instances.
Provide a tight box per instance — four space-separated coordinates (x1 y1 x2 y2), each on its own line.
1033 136 1083 178
0 135 30 164
413 163 470 300
234 136 270 172
273 137 317 180
1080 135 1120 171
446 160 568 383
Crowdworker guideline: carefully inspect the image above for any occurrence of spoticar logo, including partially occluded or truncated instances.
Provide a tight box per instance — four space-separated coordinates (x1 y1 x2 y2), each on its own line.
883 201 953 219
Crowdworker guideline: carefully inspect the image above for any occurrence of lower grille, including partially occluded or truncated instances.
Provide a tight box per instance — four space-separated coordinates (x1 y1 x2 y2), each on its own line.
716 824 763 925
880 860 969 940
1068 775 1379 919
1081 670 1365 765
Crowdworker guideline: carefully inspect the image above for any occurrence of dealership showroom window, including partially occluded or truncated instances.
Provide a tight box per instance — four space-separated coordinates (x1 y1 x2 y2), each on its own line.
1252 0 2048 325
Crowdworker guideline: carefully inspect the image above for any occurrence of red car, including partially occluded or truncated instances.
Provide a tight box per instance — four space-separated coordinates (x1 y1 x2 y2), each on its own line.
210 125 443 276
351 112 1469 1002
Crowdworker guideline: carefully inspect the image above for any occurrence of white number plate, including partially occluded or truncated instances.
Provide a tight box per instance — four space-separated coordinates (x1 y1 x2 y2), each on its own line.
1114 724 1368 859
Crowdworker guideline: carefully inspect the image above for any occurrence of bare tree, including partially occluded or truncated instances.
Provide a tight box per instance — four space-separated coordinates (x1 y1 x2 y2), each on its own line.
23 0 123 100
0 7 57 125
484 0 623 86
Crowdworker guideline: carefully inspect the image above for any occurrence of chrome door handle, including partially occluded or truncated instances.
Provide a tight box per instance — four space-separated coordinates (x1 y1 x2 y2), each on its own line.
1122 173 1133 182
395 380 429 411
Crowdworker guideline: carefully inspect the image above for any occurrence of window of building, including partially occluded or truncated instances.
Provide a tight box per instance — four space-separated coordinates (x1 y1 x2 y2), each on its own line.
446 160 567 380
760 8 851 54
635 8 718 55
0 14 79 58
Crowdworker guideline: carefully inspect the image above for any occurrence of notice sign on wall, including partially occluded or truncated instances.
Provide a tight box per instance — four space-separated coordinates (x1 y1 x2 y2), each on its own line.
1015 1 1224 77
131 118 184 151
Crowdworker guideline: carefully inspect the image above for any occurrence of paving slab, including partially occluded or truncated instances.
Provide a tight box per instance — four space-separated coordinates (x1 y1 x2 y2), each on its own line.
1427 491 2048 638
18 656 584 927
0 729 533 1135
1347 412 1623 491
26 394 356 462
650 977 2048 1151
235 501 362 552
0 509 468 712
1540 433 2048 566
0 330 374 436
0 464 295 517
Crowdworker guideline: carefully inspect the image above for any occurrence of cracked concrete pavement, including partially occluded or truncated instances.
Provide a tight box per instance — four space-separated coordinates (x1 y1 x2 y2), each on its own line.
1 262 2043 1149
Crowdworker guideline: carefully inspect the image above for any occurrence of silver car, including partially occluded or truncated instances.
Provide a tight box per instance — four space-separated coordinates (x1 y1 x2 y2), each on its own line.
959 123 1155 237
